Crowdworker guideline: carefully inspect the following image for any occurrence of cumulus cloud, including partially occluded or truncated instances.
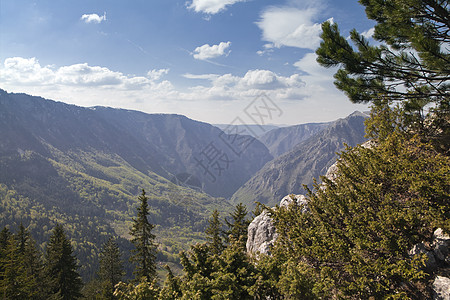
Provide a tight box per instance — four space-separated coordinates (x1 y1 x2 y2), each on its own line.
183 69 305 101
256 7 328 50
0 57 171 90
361 27 375 39
147 68 169 81
193 42 231 60
81 13 106 24
187 0 246 14
0 56 368 125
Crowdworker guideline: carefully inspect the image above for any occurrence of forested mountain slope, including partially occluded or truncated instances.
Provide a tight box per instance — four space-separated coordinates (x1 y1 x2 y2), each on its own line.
0 89 270 278
231 111 368 207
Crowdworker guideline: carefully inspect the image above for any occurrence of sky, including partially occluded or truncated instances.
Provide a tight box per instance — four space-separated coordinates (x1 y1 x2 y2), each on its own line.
0 0 376 126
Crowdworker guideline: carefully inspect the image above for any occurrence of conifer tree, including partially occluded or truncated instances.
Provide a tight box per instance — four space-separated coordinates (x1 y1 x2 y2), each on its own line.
272 105 450 298
316 0 449 106
0 227 12 284
0 233 37 299
0 227 11 250
16 223 46 299
159 265 182 300
98 236 124 299
205 209 224 256
129 189 157 282
225 203 250 249
316 0 449 149
44 224 83 300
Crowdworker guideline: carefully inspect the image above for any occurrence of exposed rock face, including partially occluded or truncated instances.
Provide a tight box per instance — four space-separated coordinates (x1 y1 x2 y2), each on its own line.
246 194 309 255
432 276 450 300
408 228 449 271
246 211 278 255
280 194 309 212
433 228 450 263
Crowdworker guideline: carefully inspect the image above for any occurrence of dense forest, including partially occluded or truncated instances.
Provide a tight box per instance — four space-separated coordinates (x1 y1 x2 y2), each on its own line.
1 0 449 299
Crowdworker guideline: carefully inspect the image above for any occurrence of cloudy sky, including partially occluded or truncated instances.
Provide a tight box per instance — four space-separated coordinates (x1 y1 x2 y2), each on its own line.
0 0 375 125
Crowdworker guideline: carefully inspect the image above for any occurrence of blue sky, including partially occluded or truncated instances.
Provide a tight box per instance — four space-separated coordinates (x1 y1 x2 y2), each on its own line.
0 0 375 125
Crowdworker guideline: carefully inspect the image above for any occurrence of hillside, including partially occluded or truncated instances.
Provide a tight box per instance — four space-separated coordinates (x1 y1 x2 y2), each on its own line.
0 89 272 278
259 121 330 157
231 111 368 207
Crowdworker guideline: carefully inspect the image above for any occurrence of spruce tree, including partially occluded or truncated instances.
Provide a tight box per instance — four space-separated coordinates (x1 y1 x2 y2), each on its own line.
0 233 37 299
16 223 46 299
225 203 250 249
205 209 224 256
44 224 83 300
129 189 157 282
0 227 12 283
98 236 124 299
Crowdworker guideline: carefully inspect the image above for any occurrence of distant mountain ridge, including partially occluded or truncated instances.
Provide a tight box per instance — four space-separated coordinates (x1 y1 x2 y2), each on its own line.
231 111 369 207
0 90 273 198
259 121 331 157
213 124 282 138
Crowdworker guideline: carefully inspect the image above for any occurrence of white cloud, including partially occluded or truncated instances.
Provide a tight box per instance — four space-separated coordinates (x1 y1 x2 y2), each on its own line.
187 0 246 14
56 63 123 86
183 69 305 101
361 27 375 39
0 56 368 125
81 13 106 24
193 41 231 60
147 68 169 81
2 57 54 85
0 57 171 90
183 73 220 80
256 7 328 50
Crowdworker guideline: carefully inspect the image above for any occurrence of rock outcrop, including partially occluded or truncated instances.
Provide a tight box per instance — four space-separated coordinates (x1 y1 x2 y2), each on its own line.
432 276 450 300
246 211 278 255
408 228 449 271
246 194 309 255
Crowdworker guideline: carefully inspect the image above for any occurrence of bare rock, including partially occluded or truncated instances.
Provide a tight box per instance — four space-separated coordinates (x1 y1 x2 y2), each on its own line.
280 194 309 212
433 228 449 263
247 194 308 255
432 276 450 300
246 210 278 255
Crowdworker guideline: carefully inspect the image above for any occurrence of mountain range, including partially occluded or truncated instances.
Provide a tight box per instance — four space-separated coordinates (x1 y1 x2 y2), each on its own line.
0 89 368 278
231 111 368 207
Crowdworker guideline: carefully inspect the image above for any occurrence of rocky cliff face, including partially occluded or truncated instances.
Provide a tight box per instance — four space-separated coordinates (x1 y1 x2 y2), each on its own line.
246 194 308 255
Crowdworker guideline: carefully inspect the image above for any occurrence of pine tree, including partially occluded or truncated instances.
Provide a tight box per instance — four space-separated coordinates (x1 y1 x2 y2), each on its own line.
98 236 124 299
0 233 37 299
0 227 12 284
316 0 449 149
225 203 250 249
205 210 224 256
44 224 83 300
129 189 157 282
